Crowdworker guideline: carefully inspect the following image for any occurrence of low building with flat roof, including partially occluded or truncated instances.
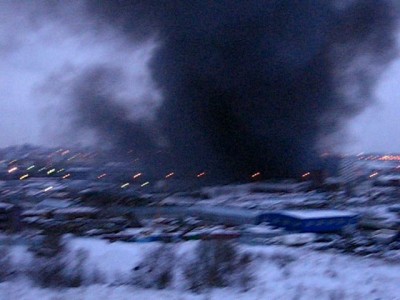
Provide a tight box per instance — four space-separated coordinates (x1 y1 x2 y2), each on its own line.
259 210 358 233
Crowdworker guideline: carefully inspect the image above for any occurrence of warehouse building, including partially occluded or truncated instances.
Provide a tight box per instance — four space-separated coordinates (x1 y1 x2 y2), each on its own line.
190 206 261 225
259 210 358 233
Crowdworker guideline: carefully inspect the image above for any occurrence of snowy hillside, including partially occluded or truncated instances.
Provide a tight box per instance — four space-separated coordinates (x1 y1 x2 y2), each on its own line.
1 237 400 299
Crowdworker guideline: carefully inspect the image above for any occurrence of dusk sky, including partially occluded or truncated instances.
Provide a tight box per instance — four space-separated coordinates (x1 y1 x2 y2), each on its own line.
1 0 399 157
347 56 400 153
0 0 160 149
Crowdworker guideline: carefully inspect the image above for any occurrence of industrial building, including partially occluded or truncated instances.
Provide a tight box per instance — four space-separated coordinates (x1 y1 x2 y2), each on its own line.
259 210 359 233
190 206 261 225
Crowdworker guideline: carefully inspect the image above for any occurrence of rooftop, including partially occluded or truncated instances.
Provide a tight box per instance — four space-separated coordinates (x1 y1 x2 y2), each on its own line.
279 210 358 219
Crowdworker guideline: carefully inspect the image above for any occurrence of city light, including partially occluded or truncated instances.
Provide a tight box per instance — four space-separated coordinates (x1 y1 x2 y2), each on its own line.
43 186 53 192
251 172 261 178
61 150 70 156
133 173 142 179
165 172 174 179
62 174 71 179
121 183 130 188
8 167 18 173
379 155 400 161
141 181 150 187
67 154 80 161
197 172 206 178
358 154 400 161
302 172 310 178
19 174 29 180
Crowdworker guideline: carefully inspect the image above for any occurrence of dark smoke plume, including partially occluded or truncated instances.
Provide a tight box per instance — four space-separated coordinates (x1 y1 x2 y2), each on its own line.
70 67 157 155
75 0 398 179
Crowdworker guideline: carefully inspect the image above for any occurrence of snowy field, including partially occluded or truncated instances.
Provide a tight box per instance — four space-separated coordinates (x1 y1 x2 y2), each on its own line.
1 237 400 299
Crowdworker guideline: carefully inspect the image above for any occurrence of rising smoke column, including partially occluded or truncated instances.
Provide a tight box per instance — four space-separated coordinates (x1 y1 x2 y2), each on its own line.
82 0 398 179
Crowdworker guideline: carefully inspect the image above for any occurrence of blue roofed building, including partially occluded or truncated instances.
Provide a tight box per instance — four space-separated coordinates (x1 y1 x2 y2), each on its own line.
259 210 359 233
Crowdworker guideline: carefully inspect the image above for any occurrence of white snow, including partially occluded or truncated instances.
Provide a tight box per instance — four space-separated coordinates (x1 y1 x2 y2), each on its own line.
66 237 159 282
2 237 400 299
279 233 316 246
242 225 284 235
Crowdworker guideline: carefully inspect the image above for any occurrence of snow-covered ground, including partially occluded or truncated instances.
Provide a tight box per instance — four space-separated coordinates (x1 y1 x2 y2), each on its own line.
1 237 400 299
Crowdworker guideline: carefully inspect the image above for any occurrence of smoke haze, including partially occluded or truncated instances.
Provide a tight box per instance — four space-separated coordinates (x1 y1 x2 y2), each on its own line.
86 0 398 178
1 0 399 179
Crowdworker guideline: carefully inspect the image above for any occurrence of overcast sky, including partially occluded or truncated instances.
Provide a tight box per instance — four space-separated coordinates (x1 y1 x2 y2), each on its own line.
347 56 400 153
1 1 400 154
0 1 159 149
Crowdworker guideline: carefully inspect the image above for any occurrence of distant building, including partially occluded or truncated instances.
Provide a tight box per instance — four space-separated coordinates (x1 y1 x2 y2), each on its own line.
259 210 359 233
374 175 400 187
190 206 260 225
339 157 361 183
36 199 73 210
52 207 100 221
66 167 93 180
339 156 365 196
0 203 22 232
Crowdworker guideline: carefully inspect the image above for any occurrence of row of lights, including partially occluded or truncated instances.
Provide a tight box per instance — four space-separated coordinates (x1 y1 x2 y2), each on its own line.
358 155 400 161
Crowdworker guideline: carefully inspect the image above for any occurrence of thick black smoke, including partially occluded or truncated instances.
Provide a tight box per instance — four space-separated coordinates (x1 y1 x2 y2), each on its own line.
78 0 398 179
70 67 156 155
